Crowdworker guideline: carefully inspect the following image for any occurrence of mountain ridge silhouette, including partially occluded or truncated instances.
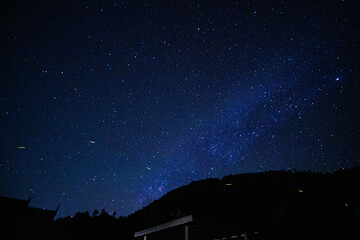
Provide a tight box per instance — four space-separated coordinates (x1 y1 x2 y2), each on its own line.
10 166 357 239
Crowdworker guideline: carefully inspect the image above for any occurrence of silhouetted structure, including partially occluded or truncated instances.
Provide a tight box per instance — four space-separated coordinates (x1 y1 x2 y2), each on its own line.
0 196 59 240
134 215 193 240
2 167 359 240
126 167 360 240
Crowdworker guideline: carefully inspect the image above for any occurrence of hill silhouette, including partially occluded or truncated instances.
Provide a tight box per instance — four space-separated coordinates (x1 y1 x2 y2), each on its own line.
10 167 358 240
125 167 360 239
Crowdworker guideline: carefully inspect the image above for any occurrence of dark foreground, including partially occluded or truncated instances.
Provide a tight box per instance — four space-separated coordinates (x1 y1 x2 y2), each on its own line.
1 167 359 240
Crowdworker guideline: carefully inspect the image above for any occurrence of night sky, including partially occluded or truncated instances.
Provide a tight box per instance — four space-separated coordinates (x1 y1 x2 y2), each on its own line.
1 0 359 218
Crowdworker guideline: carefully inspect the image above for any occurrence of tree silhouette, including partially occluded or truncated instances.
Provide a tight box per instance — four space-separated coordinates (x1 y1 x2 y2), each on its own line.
92 209 99 217
47 166 360 240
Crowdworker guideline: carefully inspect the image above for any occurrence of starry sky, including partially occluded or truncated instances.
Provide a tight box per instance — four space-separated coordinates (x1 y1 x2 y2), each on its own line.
1 0 359 218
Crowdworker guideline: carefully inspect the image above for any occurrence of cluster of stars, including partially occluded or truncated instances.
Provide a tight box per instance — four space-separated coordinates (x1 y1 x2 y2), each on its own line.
0 0 359 218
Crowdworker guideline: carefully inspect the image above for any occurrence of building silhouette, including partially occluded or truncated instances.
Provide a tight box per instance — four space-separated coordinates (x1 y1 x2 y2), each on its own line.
0 196 59 240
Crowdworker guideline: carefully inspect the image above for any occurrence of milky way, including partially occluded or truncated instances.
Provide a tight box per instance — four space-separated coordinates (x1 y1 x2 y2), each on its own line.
1 0 359 218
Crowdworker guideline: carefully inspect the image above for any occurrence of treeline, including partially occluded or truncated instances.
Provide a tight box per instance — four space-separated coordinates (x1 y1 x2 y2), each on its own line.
47 166 360 240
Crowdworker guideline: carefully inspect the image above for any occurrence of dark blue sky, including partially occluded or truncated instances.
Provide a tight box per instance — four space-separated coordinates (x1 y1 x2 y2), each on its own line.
1 0 359 218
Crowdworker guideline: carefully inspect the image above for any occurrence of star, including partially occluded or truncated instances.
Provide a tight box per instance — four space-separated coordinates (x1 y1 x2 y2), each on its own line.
1 0 358 219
